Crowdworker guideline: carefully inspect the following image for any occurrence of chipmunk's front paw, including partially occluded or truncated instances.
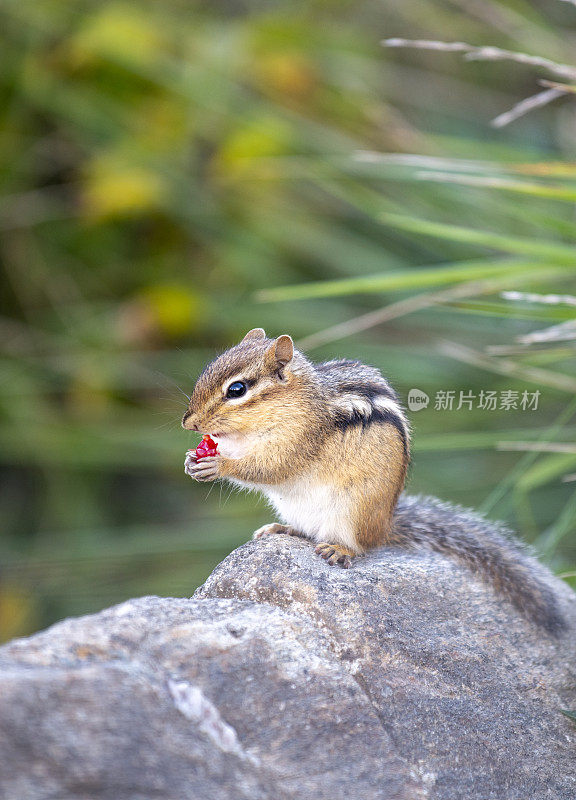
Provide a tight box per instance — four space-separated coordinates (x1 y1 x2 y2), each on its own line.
253 523 301 540
315 543 354 569
185 453 222 482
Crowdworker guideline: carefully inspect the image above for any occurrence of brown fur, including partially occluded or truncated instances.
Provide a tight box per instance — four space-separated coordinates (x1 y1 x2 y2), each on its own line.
183 330 410 554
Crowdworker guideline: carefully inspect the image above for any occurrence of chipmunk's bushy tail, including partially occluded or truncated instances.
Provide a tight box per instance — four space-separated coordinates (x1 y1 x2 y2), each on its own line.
392 495 566 635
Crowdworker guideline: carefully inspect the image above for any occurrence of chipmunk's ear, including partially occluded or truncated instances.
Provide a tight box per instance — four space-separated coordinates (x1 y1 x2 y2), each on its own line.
266 334 294 369
242 328 266 342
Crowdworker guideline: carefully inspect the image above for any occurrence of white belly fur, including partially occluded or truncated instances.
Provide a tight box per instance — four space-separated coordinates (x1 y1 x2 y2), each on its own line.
257 475 358 552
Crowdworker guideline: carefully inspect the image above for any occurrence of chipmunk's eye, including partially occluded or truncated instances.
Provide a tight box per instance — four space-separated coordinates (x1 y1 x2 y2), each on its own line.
226 381 247 399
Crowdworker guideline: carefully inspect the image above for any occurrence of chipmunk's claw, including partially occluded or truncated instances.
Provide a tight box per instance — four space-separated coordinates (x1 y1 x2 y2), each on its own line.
185 454 221 482
315 543 354 568
184 451 197 477
253 523 302 540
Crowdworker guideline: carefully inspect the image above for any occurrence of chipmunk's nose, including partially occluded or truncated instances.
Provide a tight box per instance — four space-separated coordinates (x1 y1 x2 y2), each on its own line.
182 411 200 431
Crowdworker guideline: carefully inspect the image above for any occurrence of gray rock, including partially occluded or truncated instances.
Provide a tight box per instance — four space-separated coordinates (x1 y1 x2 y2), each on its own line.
0 534 575 800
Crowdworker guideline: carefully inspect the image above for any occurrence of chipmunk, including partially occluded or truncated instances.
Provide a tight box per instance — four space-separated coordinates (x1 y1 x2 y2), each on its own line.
182 328 565 635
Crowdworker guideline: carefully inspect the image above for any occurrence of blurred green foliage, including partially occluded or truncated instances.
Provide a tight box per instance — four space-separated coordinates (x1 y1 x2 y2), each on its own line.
1 0 576 641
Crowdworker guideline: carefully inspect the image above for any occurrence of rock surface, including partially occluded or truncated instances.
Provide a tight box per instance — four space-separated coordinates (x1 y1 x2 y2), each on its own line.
0 534 575 800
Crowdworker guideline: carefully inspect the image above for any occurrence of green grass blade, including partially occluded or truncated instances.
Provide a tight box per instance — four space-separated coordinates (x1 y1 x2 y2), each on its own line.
377 213 576 262
258 259 568 302
413 173 576 202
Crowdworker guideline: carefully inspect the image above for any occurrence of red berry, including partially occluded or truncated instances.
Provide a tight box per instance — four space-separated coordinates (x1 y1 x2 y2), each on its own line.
194 434 219 461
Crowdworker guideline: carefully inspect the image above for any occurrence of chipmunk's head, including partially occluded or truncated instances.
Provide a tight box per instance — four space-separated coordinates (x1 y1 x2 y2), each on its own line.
182 329 315 453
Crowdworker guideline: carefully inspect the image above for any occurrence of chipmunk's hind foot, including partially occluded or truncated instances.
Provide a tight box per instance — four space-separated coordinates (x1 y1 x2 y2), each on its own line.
315 543 354 568
253 523 303 540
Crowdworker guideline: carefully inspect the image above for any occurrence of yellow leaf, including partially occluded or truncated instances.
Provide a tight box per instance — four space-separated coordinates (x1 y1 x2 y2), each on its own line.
83 154 164 220
253 52 317 100
140 284 203 337
217 117 293 179
68 4 163 68
0 584 37 643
